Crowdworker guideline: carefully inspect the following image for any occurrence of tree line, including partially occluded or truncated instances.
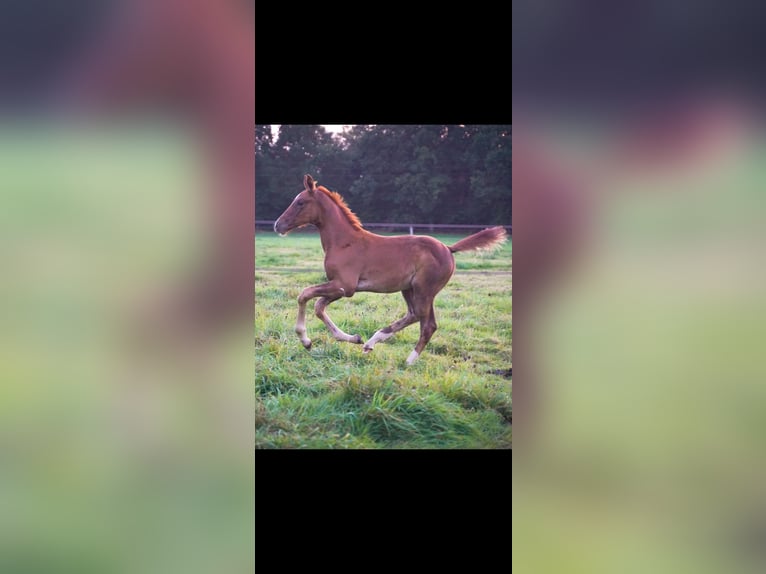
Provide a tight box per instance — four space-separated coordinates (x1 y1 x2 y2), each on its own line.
255 125 511 225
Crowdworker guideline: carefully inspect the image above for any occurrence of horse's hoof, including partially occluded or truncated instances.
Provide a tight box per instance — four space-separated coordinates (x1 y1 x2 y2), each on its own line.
303 341 312 350
352 335 363 344
362 345 372 354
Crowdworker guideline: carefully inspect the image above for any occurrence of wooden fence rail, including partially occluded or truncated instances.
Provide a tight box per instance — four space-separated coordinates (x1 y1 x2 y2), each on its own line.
255 221 511 235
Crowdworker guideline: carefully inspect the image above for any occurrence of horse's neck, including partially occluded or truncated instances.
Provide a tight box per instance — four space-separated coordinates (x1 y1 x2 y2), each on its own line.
317 200 360 252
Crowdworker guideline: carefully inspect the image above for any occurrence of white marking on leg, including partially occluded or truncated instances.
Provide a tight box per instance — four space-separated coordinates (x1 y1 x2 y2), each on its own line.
363 329 395 352
406 350 420 365
295 302 311 348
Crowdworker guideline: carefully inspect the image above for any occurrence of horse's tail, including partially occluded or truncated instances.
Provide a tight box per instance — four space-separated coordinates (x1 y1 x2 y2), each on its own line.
448 226 508 253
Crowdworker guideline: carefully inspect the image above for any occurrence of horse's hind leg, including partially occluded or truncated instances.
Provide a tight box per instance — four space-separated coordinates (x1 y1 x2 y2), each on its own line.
315 296 363 344
406 301 438 366
404 262 453 364
362 289 418 354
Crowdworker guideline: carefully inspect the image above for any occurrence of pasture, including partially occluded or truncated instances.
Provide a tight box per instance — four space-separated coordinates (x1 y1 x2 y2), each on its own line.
254 231 512 449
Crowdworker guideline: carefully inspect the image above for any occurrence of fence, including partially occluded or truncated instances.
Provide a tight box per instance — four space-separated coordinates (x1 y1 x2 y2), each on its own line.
255 221 511 235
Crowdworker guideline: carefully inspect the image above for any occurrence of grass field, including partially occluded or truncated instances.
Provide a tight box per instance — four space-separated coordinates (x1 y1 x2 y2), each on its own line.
254 231 512 449
1 125 253 571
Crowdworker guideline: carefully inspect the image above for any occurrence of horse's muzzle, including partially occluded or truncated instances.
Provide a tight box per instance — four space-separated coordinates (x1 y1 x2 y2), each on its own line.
274 218 288 236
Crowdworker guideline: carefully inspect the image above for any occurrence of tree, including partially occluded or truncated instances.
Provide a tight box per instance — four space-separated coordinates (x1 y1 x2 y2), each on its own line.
255 124 512 225
467 125 512 223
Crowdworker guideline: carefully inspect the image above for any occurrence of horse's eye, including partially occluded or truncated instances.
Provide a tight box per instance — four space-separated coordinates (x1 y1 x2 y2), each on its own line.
295 200 305 207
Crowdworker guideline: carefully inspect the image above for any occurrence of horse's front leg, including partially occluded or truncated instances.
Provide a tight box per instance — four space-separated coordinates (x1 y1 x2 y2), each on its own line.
314 295 363 345
295 282 359 349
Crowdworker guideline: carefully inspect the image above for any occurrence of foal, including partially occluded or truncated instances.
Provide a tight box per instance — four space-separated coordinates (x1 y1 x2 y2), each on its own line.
274 175 507 365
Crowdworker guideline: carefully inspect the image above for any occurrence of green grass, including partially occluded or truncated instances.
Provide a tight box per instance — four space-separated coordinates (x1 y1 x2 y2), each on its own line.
255 231 512 449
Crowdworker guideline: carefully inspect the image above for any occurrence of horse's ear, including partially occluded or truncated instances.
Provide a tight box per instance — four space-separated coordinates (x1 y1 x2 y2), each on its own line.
304 174 316 193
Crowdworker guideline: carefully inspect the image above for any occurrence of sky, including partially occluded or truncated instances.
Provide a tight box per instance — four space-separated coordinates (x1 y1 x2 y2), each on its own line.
321 125 348 134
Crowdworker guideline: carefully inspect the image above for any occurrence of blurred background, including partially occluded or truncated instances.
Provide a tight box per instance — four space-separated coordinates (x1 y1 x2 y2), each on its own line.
0 1 253 572
513 1 766 573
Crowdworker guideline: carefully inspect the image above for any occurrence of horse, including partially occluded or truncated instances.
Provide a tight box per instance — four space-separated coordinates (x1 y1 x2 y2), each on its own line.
274 175 508 365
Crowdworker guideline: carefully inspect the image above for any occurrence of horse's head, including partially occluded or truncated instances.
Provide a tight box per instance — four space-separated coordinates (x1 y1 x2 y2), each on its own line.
274 174 323 236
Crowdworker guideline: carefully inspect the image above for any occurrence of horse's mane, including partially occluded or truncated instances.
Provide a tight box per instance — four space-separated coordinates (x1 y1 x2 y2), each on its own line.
317 185 364 230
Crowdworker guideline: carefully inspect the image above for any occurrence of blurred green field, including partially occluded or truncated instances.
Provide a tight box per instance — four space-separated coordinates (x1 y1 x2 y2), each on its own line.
0 123 252 573
514 133 766 574
254 230 512 448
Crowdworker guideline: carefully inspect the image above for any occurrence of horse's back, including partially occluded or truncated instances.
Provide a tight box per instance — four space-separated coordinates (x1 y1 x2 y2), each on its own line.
372 233 453 265
353 233 454 293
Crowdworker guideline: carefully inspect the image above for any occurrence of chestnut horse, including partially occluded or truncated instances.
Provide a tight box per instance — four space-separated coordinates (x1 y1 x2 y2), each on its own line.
274 175 508 365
